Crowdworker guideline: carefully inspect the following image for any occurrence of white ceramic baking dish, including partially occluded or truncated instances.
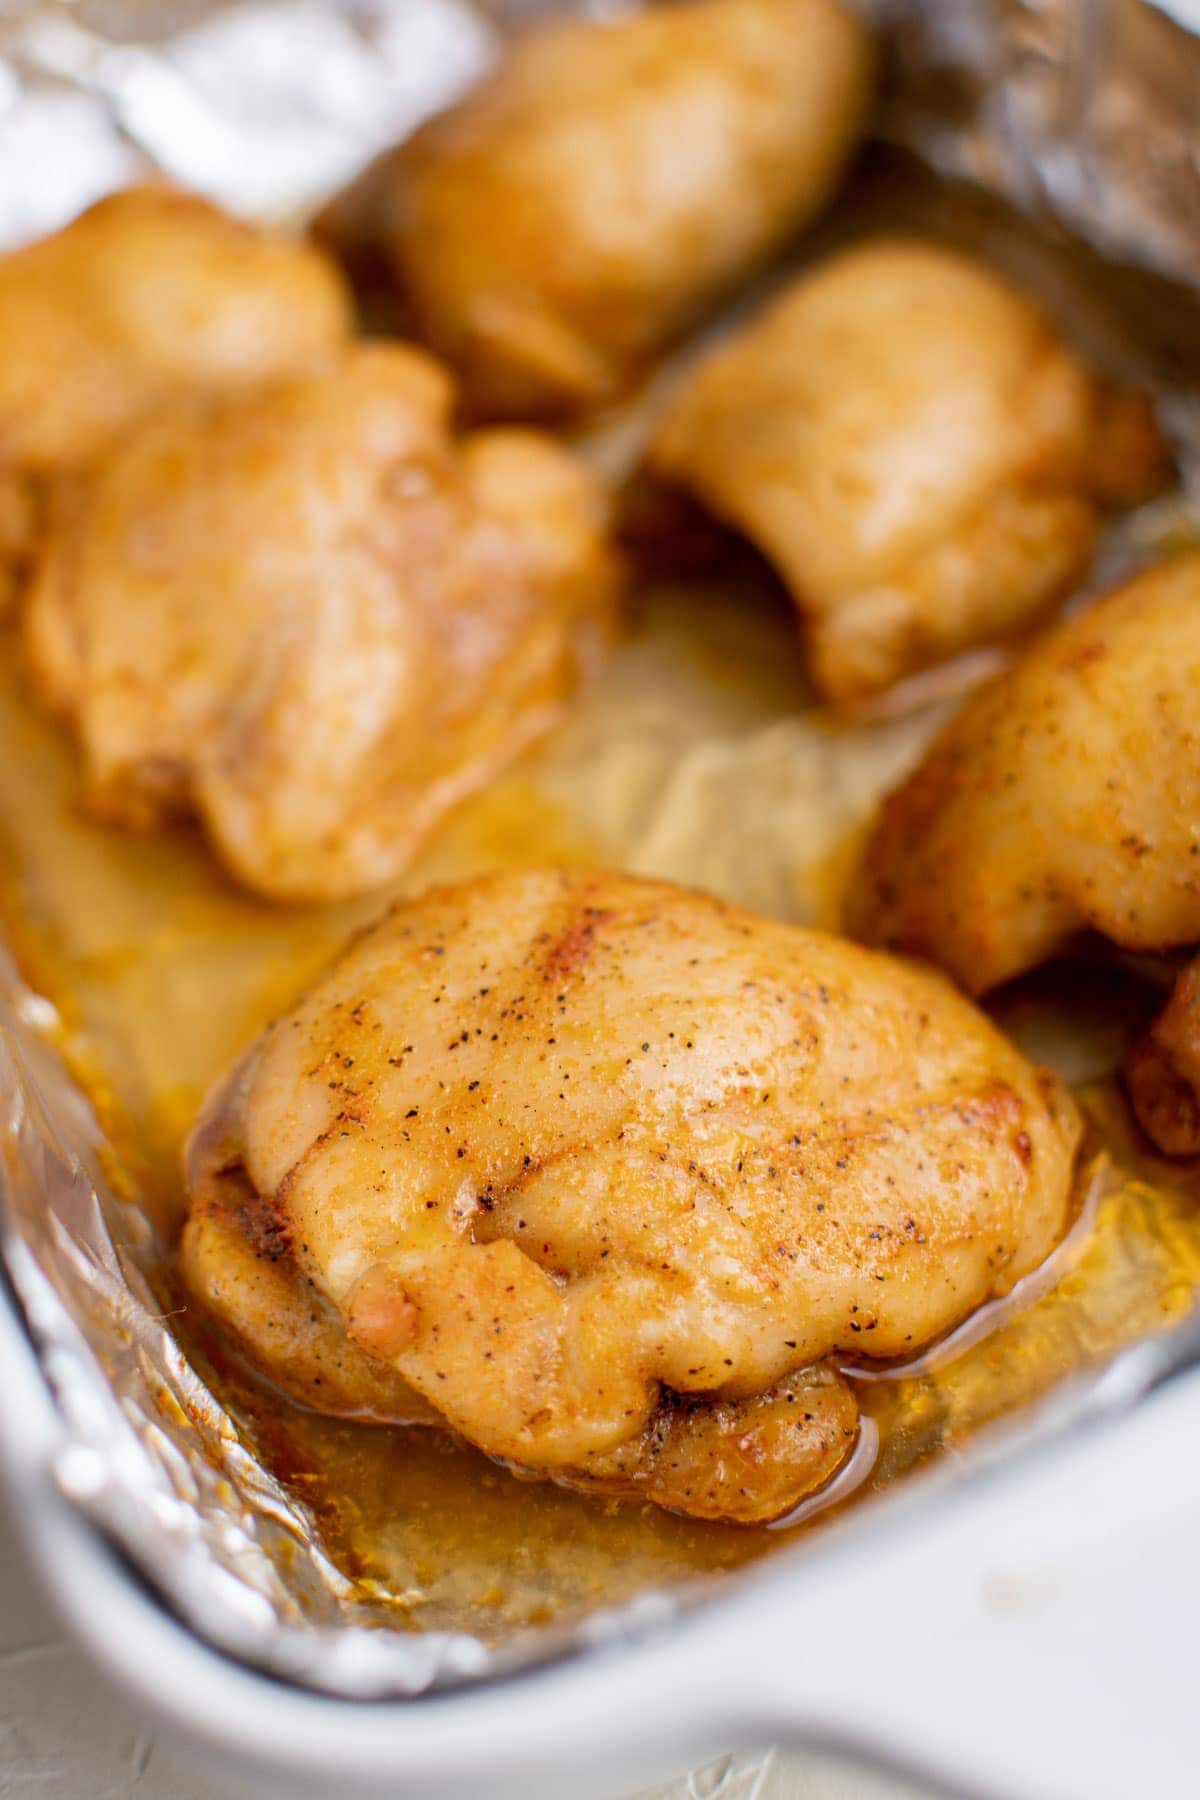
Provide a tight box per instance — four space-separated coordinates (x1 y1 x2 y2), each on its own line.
4 1257 1199 1800
3 4 1200 1793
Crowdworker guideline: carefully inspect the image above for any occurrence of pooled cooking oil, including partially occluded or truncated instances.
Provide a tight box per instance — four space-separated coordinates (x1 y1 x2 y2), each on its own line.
0 591 1197 1644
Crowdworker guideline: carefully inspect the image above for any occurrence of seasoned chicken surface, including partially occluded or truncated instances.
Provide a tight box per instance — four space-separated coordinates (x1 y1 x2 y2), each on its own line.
317 0 874 418
852 554 1200 993
27 345 619 901
0 186 351 611
643 240 1168 704
184 1048 442 1423
182 870 1081 1523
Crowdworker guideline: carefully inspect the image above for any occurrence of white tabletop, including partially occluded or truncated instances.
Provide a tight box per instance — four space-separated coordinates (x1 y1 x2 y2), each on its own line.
0 1483 932 1800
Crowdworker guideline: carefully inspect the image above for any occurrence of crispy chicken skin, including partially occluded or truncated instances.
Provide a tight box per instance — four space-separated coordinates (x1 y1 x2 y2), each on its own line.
0 186 351 612
317 0 875 419
851 554 1200 995
27 344 619 902
182 870 1081 1523
643 240 1168 704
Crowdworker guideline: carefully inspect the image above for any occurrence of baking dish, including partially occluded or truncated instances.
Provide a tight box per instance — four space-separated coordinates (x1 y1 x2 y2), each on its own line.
5 1246 1200 1799
2 0 1200 1795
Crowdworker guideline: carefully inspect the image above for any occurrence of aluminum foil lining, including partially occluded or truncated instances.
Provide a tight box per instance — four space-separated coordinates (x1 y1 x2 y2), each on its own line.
881 0 1200 296
1 0 1200 1708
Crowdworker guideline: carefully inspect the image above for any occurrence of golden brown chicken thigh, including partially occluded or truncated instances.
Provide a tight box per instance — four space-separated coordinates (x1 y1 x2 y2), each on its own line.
27 344 619 902
182 870 1081 1523
0 186 351 611
317 0 874 418
851 553 1200 993
642 240 1168 704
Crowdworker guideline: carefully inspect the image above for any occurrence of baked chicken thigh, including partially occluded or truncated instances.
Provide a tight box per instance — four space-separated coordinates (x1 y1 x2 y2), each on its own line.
182 870 1081 1523
643 240 1168 703
852 553 1200 993
28 345 619 901
0 186 351 611
317 0 874 418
